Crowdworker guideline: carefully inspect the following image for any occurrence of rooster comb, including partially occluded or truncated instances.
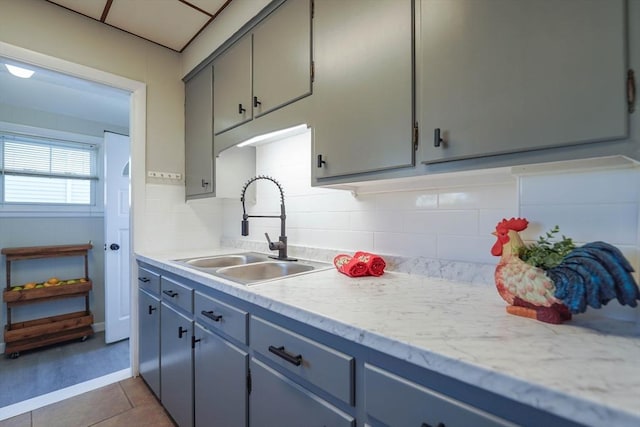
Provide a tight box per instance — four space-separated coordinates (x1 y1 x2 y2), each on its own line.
495 217 529 232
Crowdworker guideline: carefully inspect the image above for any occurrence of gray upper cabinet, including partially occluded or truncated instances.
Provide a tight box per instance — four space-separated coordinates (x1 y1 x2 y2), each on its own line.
312 0 415 180
185 65 214 199
213 36 253 135
213 0 312 136
419 0 627 164
252 0 312 118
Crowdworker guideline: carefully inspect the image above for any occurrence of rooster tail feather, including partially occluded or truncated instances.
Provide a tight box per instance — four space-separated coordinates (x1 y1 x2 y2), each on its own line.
550 244 640 313
561 252 617 301
561 261 604 311
549 264 587 313
582 242 634 272
547 269 570 300
579 246 639 306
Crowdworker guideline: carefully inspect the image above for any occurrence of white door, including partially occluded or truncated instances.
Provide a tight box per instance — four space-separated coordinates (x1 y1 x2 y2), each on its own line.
104 131 131 343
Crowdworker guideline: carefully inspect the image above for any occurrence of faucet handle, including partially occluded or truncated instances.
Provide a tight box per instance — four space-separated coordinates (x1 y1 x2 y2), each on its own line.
265 232 275 250
265 233 283 250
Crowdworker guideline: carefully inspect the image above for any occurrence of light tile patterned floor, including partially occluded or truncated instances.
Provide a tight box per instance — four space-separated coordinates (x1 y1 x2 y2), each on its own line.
0 377 175 427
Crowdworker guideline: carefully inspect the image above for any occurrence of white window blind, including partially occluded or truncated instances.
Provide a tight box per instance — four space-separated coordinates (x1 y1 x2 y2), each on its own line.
1 134 98 205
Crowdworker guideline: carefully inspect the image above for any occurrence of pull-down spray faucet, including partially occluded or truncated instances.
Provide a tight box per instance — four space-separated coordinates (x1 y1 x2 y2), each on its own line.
240 175 296 261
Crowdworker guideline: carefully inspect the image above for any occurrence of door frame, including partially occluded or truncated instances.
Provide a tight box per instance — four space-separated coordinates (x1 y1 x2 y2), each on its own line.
0 40 146 415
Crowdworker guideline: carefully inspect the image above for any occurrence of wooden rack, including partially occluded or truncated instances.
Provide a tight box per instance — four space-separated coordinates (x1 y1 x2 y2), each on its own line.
2 243 94 358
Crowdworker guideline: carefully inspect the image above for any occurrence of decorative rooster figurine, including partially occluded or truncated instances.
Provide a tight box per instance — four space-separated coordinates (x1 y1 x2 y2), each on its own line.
491 217 640 324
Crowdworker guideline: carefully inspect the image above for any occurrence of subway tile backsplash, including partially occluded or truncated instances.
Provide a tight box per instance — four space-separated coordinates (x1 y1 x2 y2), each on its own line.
140 130 638 322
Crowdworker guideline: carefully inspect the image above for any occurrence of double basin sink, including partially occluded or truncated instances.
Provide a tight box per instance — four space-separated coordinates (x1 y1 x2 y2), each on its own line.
173 252 330 285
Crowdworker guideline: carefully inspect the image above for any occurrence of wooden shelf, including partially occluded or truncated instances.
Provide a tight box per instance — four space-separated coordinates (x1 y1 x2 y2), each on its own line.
4 280 92 305
2 243 94 357
1 243 93 261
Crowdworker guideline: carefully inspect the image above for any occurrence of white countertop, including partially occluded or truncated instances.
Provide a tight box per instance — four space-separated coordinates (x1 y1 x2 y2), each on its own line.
136 249 640 427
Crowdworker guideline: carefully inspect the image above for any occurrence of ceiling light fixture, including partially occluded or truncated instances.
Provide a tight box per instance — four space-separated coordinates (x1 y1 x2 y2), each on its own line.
236 124 309 147
5 64 35 79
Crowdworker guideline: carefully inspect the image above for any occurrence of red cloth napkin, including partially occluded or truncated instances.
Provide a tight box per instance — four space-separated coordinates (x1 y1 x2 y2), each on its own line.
354 251 386 276
333 254 369 277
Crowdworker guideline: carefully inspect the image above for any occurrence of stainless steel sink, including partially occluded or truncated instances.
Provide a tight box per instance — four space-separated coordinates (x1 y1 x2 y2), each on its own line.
183 253 268 269
215 261 316 283
173 252 330 285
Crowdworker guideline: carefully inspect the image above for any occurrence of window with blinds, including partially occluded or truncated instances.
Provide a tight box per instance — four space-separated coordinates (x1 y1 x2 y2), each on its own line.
1 134 98 205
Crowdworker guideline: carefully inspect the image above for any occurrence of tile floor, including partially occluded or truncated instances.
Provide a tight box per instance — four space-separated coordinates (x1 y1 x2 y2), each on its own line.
0 332 129 407
0 377 175 427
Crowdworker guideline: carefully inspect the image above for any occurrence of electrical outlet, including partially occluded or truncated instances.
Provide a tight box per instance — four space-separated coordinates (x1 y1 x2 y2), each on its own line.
147 171 182 180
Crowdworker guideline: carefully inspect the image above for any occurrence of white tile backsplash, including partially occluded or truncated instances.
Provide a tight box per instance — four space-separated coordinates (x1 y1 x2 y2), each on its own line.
216 130 639 322
221 131 640 265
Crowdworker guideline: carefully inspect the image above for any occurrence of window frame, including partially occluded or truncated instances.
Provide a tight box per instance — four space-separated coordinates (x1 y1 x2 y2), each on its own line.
0 122 104 218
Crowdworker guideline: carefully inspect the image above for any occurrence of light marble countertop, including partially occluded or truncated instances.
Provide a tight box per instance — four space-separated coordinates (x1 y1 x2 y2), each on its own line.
136 248 640 427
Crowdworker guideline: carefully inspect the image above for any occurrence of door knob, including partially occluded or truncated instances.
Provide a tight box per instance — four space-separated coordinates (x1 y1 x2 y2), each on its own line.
109 243 120 251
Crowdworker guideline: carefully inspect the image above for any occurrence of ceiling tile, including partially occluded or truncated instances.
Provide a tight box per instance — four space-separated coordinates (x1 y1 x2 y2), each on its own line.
189 0 229 16
48 0 108 20
106 0 211 51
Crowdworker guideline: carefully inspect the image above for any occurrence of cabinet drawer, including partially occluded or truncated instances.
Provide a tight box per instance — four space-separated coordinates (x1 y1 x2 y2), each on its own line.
365 364 515 427
250 316 354 405
194 292 248 344
160 277 193 313
138 266 160 295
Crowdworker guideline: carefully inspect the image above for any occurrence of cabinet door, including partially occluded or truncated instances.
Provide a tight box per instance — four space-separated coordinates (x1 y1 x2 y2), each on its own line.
138 289 160 398
419 0 627 163
213 35 253 135
313 0 414 179
252 0 312 117
250 358 355 427
365 364 514 427
194 324 249 427
185 65 214 198
161 302 194 427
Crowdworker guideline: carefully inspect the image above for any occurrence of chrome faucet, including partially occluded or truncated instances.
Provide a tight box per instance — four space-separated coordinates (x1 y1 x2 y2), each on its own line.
240 175 296 261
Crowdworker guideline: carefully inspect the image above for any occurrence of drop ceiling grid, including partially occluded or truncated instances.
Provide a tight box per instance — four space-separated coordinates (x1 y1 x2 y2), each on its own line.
189 0 230 15
106 0 211 51
47 0 107 20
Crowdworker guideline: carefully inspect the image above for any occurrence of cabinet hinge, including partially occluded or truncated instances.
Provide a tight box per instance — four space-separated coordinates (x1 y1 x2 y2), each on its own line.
311 61 315 83
247 370 252 395
413 122 419 151
628 69 636 114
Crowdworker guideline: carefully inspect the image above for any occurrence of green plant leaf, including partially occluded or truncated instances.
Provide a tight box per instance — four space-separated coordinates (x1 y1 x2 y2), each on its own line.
519 225 575 269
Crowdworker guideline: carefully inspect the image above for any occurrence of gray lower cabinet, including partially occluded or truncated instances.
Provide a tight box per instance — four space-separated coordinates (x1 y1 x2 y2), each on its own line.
138 288 160 398
312 0 414 181
364 364 514 427
138 263 580 427
250 358 355 427
185 64 214 199
194 323 249 427
160 301 194 427
419 0 627 164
